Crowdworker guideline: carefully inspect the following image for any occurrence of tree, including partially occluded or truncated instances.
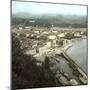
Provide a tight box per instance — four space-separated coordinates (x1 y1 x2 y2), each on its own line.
44 56 50 69
12 34 57 89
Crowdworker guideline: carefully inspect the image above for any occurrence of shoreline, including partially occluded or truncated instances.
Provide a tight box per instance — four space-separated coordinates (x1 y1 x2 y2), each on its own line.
63 38 87 73
64 37 87 52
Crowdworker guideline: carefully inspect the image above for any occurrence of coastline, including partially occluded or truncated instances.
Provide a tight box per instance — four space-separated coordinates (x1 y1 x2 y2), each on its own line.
63 37 87 73
64 37 87 52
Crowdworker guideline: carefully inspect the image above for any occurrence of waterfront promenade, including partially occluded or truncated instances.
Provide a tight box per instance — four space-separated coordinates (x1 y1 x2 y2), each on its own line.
61 41 87 84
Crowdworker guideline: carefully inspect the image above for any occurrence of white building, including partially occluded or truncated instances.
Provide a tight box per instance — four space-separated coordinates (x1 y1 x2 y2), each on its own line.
57 33 65 38
48 35 57 48
38 41 51 55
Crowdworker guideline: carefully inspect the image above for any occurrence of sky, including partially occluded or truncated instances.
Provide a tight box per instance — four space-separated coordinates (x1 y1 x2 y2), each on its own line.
12 1 87 16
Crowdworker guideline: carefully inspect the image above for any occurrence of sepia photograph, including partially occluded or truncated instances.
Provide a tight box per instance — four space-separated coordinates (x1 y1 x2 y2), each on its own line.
12 0 88 89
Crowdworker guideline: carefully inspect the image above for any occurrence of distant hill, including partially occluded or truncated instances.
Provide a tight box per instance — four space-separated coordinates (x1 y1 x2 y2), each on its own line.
12 13 87 28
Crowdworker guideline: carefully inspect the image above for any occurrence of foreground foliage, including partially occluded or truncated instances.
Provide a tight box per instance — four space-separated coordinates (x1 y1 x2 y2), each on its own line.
12 34 57 89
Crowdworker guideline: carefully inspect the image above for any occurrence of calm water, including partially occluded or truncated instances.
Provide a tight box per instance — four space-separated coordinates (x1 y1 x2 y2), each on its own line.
66 39 88 74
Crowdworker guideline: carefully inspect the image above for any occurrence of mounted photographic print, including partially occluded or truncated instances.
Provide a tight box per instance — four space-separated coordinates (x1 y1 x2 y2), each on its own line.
12 0 88 89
